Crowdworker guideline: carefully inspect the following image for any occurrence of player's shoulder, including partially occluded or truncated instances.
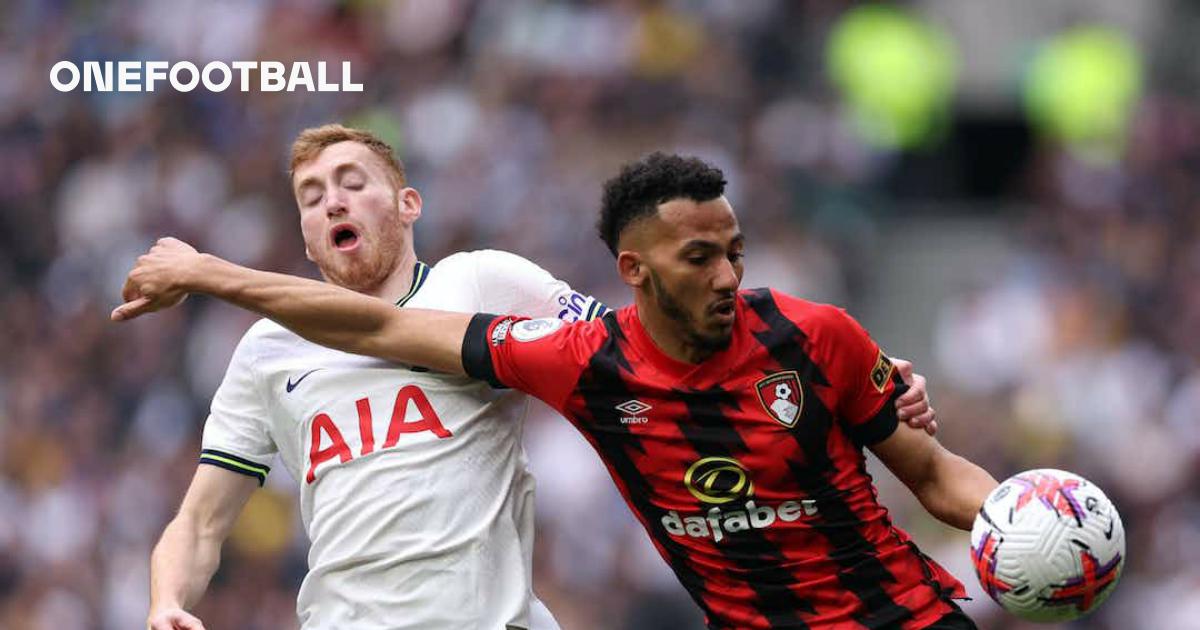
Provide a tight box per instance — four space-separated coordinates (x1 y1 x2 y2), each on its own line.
740 287 849 323
218 318 287 368
241 317 311 349
437 248 542 269
243 317 286 340
428 250 478 276
433 249 551 283
740 288 862 341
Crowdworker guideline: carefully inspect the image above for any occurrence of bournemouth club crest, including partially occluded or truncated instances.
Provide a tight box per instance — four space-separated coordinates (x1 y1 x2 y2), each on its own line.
755 371 803 428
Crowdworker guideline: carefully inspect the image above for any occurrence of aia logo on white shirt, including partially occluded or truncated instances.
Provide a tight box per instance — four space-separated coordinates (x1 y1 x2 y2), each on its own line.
306 385 452 484
616 399 652 425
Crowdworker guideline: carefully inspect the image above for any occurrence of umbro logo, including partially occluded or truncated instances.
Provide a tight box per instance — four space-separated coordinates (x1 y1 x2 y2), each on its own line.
286 368 323 393
616 399 652 425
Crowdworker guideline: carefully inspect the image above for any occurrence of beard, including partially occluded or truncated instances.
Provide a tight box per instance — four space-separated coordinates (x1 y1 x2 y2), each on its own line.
648 268 732 357
322 243 400 293
315 212 406 294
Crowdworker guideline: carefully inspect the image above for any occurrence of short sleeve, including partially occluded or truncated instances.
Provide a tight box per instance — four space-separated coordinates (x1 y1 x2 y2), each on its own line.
200 331 277 485
822 307 910 448
469 250 609 322
461 313 602 412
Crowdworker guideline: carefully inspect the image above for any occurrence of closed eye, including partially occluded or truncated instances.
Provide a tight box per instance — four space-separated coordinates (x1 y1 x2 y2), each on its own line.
339 167 367 190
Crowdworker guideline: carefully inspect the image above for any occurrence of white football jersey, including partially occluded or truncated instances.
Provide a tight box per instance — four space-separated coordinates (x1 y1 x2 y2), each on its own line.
200 250 608 629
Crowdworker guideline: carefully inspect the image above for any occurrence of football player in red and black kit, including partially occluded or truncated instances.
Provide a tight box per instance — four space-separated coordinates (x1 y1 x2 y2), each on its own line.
116 153 998 629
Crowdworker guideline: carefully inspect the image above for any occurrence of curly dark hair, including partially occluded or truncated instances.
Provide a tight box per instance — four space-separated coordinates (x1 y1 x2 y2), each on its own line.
597 152 727 256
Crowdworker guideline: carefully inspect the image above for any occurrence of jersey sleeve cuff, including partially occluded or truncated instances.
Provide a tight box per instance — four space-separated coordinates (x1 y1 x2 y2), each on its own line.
846 382 909 448
584 299 610 321
199 449 271 486
462 313 507 389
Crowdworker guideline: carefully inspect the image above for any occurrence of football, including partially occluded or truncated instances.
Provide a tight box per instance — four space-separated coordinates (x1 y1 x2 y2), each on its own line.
970 469 1125 622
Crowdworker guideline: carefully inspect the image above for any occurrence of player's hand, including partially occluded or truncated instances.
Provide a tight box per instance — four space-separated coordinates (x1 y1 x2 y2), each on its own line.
892 358 937 435
147 606 207 630
112 237 200 321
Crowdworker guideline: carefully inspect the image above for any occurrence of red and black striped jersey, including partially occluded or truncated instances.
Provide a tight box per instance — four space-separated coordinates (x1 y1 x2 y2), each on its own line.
462 287 967 629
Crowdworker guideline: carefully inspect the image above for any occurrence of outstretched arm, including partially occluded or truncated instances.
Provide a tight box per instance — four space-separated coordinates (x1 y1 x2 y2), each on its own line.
113 238 473 373
870 424 998 530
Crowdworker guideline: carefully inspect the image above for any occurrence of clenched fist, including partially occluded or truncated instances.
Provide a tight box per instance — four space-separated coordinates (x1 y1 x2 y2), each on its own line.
112 237 202 321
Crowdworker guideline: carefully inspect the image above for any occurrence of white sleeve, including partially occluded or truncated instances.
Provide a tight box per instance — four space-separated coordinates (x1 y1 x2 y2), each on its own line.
199 330 277 485
469 250 609 322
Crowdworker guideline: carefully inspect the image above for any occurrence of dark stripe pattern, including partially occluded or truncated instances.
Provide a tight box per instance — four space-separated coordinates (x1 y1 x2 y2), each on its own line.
461 313 505 388
574 315 721 622
585 299 609 321
847 368 907 448
678 385 815 628
394 261 430 308
743 289 914 629
199 448 270 486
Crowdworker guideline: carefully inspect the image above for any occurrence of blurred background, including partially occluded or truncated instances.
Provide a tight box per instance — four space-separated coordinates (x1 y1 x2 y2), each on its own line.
2 0 1199 628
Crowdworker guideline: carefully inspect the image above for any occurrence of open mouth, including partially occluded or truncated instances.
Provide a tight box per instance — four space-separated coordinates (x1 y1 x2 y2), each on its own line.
710 299 736 321
330 224 360 251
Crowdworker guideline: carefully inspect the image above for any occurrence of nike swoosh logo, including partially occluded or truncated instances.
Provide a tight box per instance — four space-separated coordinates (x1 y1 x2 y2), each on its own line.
286 369 323 393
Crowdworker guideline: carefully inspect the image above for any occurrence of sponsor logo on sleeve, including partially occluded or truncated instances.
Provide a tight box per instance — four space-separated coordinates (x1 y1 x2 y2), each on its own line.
491 318 514 346
510 318 564 342
557 291 609 322
870 350 895 393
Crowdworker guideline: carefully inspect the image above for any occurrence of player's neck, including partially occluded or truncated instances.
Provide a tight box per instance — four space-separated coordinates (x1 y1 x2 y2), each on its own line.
634 295 717 365
366 250 420 302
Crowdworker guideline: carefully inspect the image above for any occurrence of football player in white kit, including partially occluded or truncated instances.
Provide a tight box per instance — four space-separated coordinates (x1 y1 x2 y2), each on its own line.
137 126 937 630
145 125 607 630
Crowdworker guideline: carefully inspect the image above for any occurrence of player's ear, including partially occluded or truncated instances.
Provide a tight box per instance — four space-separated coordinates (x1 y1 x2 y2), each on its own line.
617 250 645 288
397 186 422 225
304 244 315 262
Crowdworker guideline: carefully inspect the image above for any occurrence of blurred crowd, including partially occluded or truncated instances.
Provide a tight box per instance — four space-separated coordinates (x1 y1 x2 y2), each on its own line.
1 1 1198 629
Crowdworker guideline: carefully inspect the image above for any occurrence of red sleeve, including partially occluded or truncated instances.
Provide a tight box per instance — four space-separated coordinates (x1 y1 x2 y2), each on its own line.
461 313 602 412
817 306 910 447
